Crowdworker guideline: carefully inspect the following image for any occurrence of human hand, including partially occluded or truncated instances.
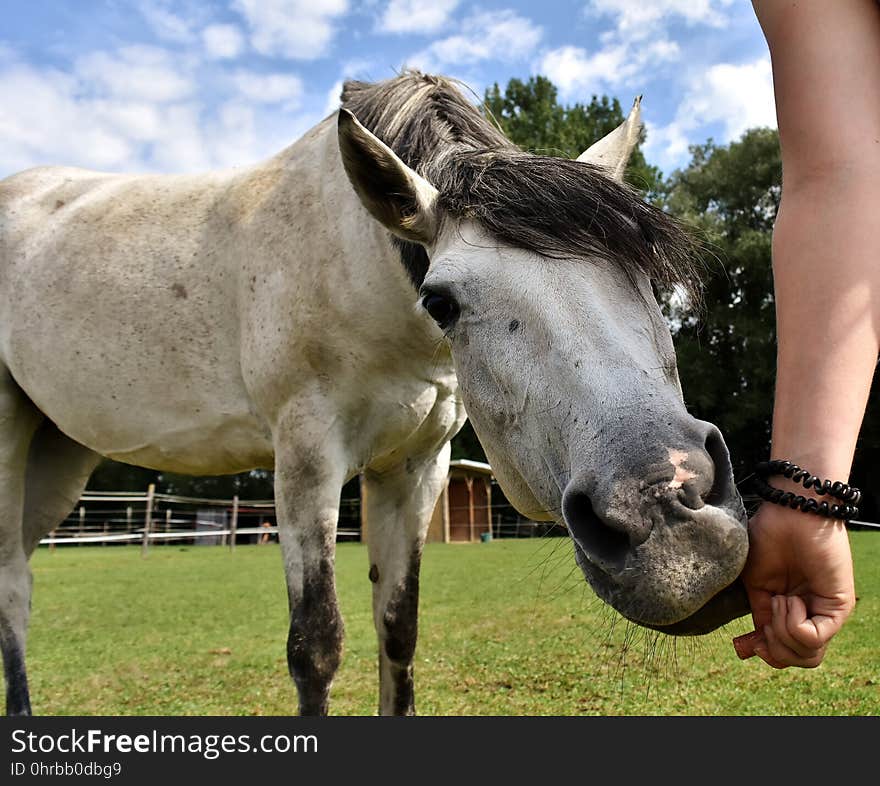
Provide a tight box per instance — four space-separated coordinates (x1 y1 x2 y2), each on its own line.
732 501 855 668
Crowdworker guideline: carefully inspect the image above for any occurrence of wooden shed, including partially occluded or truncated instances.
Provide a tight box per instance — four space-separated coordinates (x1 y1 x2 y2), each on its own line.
426 459 494 543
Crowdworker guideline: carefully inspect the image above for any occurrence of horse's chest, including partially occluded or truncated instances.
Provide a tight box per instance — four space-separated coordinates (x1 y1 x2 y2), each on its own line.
347 376 462 473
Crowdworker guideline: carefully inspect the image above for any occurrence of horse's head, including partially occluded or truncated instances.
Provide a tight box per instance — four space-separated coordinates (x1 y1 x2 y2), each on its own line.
337 99 750 635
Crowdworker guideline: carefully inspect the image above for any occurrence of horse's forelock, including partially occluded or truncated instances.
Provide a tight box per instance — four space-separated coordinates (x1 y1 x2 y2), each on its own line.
341 72 512 170
341 71 702 303
436 152 704 307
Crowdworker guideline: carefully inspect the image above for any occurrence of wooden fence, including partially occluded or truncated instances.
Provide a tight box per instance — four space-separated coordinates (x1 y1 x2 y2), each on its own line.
43 481 572 552
42 484 360 553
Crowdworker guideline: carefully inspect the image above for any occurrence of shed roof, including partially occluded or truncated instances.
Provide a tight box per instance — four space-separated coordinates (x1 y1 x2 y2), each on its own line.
448 459 494 477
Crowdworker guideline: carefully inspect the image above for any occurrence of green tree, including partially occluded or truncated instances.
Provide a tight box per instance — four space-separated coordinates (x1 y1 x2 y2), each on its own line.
87 460 275 498
88 459 160 492
450 421 486 463
661 129 782 482
156 469 275 498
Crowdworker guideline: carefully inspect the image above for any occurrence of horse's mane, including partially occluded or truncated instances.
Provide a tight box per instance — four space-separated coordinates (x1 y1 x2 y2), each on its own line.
341 71 700 302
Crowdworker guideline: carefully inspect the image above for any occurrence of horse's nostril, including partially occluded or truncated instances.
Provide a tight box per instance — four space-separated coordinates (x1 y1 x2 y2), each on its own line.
702 426 734 508
670 427 734 511
562 488 631 569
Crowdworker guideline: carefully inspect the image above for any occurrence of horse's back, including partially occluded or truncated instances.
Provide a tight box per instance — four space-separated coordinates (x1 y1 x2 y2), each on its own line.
0 164 120 205
0 165 124 358
0 162 237 356
0 163 277 474
0 165 115 255
0 164 222 287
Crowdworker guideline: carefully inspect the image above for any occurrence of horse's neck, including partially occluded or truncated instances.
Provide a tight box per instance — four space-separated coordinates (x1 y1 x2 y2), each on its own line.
265 115 454 380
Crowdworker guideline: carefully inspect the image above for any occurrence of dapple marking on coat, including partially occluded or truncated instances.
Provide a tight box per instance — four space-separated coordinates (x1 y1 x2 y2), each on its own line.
0 71 749 717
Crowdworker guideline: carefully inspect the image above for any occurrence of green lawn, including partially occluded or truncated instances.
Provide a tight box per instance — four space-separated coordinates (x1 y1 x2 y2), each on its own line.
25 533 880 716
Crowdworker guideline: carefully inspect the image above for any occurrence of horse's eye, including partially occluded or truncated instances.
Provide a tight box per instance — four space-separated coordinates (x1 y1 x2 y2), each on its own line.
420 290 459 329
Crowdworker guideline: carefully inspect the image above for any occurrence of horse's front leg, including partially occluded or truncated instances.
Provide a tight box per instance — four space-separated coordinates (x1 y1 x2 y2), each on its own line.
364 444 451 716
274 436 347 716
0 373 43 716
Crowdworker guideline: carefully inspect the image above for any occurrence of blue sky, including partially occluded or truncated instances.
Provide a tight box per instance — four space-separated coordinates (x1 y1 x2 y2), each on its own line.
0 1 776 179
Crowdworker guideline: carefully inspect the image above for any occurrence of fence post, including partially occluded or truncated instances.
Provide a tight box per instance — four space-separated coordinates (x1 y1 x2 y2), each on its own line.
466 477 475 542
165 508 171 533
142 483 155 558
359 475 369 544
126 506 133 533
229 496 239 551
78 505 85 540
442 479 450 544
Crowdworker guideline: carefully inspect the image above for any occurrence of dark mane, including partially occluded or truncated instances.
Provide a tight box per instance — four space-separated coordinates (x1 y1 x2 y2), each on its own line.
341 71 700 302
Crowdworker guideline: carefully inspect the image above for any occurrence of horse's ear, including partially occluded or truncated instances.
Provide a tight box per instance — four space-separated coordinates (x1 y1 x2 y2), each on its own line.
576 96 643 183
337 108 439 245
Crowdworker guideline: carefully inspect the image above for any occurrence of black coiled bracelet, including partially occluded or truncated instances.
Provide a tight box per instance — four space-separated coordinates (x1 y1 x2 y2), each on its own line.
752 459 861 521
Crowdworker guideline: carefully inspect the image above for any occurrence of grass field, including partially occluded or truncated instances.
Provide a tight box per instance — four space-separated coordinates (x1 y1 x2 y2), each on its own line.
25 533 880 716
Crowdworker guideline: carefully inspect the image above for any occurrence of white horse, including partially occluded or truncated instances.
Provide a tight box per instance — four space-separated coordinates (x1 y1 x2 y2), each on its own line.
0 72 749 717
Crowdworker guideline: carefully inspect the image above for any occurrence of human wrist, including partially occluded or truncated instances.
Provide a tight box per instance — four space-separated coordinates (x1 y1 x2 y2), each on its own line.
753 458 860 521
769 359 868 484
767 449 853 487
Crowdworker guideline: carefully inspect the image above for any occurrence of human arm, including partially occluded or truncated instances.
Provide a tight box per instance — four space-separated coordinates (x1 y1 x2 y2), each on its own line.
737 0 880 668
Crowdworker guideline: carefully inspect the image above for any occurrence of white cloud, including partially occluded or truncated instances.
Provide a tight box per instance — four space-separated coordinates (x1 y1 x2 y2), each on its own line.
643 57 776 170
539 38 679 97
0 63 138 173
202 101 259 171
137 2 196 43
339 57 379 80
232 0 350 60
538 1 737 103
588 0 734 36
408 9 542 71
689 58 776 137
540 45 622 96
90 100 164 143
641 119 691 171
148 103 213 171
202 24 245 59
536 0 763 170
539 0 715 102
74 46 195 103
232 71 304 108
379 0 460 35
324 79 344 115
322 59 379 115
0 44 313 176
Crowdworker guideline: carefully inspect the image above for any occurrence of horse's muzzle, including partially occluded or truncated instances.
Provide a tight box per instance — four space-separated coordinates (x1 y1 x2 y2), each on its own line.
645 578 751 636
562 421 750 632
